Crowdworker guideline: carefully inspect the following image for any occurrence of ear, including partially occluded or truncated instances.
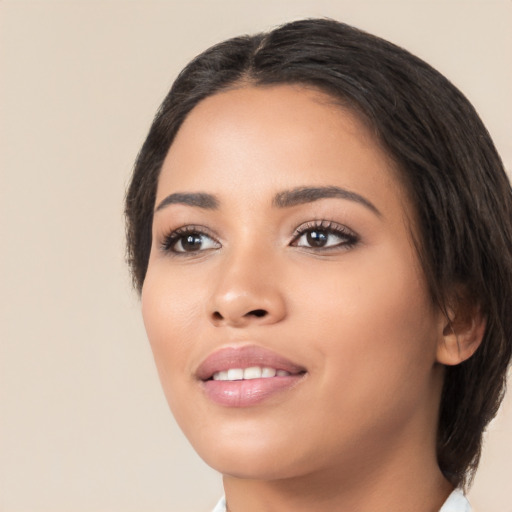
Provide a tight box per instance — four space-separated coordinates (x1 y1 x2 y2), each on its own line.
436 297 486 366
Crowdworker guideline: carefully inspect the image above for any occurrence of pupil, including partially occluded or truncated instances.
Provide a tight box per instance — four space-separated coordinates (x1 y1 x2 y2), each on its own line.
182 234 202 251
307 230 327 247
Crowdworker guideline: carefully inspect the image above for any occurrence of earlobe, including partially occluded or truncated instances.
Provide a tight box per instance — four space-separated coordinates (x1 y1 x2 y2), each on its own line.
436 303 487 366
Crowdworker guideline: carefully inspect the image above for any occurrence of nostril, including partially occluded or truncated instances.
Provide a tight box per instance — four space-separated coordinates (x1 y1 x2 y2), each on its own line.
210 308 269 325
247 309 267 318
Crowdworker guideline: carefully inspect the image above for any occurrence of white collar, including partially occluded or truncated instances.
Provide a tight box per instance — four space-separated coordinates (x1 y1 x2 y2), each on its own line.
439 489 472 512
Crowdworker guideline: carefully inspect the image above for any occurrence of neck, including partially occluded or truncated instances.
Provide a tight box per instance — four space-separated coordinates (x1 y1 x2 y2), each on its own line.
223 454 452 512
222 407 453 512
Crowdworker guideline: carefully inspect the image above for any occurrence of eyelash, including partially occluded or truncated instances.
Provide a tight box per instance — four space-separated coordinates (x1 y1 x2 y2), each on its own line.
160 220 359 255
291 220 359 251
160 225 221 255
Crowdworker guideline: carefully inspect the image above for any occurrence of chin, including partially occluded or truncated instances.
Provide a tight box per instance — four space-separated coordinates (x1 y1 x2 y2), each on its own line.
206 453 304 481
193 433 310 481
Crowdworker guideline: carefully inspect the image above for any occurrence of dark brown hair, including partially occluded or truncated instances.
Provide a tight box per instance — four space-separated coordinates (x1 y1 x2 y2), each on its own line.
125 18 512 488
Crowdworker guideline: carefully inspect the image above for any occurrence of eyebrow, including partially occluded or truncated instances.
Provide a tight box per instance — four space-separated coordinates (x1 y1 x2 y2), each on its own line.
272 186 381 216
154 185 380 216
155 192 219 212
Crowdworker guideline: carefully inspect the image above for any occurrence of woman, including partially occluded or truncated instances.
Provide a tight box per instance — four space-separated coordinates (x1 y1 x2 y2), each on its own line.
125 19 512 512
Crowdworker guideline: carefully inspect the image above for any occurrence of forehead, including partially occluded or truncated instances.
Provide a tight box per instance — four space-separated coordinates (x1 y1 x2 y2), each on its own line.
157 84 407 217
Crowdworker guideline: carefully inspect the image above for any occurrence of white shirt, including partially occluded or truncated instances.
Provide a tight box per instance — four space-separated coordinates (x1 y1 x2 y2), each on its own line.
439 489 472 512
211 489 471 512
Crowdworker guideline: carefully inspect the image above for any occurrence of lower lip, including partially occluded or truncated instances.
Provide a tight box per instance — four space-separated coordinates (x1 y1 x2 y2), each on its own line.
201 375 304 407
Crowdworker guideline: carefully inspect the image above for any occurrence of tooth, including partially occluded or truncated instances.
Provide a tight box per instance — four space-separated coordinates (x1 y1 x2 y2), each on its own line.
213 367 287 381
227 368 244 381
261 367 277 378
244 366 262 379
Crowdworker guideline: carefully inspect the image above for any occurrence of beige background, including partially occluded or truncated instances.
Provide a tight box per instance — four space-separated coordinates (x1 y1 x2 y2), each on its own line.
1 1 511 511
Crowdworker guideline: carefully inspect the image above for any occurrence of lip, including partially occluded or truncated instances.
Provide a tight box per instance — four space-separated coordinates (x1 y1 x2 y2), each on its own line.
196 345 307 407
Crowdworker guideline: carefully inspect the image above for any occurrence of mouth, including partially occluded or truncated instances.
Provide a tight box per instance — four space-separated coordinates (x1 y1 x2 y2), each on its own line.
196 345 307 407
212 366 293 381
196 344 306 381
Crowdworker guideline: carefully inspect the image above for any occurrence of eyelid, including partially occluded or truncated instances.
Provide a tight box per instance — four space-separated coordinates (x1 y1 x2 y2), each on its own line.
292 219 357 238
159 224 221 254
157 220 358 255
290 219 359 249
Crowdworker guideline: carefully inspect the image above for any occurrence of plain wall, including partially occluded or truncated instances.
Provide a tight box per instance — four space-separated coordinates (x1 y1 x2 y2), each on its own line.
1 1 511 511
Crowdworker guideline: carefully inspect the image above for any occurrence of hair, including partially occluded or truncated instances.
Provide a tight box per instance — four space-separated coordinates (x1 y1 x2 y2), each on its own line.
125 18 512 488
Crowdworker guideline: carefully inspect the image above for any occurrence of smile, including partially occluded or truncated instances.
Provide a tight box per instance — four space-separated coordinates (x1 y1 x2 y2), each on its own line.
196 345 306 407
212 367 292 381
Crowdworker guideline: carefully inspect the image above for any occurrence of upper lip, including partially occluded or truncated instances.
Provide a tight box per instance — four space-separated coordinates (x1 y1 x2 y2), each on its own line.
196 344 306 381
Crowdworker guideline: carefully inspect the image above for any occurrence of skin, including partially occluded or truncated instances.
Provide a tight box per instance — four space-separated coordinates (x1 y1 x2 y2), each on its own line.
142 85 455 511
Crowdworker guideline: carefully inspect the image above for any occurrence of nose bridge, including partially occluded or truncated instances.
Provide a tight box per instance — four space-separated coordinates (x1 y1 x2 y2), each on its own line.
208 237 286 326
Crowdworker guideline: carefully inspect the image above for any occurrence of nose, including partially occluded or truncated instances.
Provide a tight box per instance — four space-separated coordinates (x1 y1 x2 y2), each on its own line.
207 247 287 328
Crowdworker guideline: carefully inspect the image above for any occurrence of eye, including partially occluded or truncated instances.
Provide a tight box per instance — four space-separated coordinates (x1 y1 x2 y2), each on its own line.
161 227 221 254
291 221 358 250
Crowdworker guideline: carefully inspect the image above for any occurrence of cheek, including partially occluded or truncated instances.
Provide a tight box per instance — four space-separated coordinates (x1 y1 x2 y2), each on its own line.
141 264 206 384
291 246 440 394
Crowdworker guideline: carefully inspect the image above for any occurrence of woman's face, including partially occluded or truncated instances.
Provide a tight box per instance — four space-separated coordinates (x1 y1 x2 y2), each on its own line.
142 85 446 481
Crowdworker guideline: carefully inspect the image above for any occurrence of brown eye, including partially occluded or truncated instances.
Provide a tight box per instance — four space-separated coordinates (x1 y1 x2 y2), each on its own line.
162 228 221 254
292 222 358 250
178 233 204 252
305 230 329 247
173 232 219 253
